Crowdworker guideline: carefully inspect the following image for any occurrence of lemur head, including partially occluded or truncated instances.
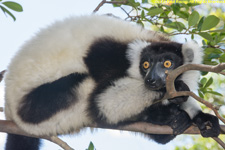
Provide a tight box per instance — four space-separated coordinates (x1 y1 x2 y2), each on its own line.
127 40 202 91
140 42 183 90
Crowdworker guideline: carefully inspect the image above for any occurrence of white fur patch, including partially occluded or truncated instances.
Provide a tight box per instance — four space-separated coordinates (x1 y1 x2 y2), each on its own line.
126 40 150 79
96 77 162 124
182 41 203 65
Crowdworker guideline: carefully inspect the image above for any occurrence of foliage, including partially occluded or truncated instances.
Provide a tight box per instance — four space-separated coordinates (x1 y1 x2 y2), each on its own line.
0 0 23 21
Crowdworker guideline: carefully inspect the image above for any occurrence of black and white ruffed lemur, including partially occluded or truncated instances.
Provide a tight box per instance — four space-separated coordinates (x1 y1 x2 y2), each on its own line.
4 15 220 150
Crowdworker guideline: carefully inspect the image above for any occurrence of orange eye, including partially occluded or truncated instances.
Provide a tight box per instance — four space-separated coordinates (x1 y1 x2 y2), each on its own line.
164 60 172 68
143 61 150 69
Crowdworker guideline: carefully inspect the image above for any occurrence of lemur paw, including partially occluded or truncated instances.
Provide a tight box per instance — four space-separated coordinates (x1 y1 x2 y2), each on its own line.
193 112 220 137
168 80 190 104
169 106 192 135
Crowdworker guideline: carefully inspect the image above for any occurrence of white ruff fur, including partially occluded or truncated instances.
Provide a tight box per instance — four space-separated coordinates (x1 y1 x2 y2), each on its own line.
126 40 150 80
96 77 161 124
180 41 203 118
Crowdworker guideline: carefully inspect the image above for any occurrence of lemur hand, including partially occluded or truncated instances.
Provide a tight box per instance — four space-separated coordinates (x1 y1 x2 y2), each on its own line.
193 111 220 137
168 80 190 104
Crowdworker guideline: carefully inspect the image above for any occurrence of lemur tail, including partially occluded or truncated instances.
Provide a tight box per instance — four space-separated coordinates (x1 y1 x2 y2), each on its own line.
5 134 40 150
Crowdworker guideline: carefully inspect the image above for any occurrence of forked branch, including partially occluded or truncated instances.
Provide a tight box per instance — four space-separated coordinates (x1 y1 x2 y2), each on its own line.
162 63 225 148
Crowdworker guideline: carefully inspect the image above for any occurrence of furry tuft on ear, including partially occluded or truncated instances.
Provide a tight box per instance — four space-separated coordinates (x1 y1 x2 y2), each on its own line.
182 41 203 64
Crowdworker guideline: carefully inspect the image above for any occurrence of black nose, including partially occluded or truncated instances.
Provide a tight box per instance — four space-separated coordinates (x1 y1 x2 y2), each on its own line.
145 78 157 88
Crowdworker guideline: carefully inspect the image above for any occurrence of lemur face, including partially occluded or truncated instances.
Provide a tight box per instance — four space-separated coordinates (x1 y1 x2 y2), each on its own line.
139 42 183 91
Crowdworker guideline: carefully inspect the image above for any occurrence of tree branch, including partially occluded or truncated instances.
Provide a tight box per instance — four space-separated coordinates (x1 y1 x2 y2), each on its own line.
1 120 225 149
93 0 127 13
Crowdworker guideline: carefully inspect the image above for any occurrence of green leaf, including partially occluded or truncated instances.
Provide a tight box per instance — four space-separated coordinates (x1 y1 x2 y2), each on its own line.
198 32 213 41
0 5 16 21
2 1 23 12
165 22 177 29
201 15 220 31
201 71 208 76
127 0 140 8
176 22 186 31
206 91 223 96
188 11 199 26
198 90 204 98
204 77 213 88
208 53 220 59
147 8 164 16
160 26 165 32
176 11 189 19
187 3 200 7
200 77 207 86
208 29 225 33
197 16 204 31
171 3 180 15
141 10 145 20
219 53 225 63
87 142 95 150
165 22 186 31
204 48 222 54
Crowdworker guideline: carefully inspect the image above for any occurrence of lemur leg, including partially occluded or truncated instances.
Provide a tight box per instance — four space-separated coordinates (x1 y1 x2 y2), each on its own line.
18 73 87 123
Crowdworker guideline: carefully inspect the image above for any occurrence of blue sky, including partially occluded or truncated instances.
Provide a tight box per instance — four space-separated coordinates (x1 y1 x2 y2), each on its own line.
0 0 193 150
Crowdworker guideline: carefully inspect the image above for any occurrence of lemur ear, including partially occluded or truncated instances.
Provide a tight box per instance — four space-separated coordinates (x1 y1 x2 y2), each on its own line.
182 41 203 64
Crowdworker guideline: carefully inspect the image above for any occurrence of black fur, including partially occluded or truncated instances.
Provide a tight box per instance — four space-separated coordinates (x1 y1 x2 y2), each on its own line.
5 134 40 150
18 73 87 123
84 38 130 82
145 42 183 57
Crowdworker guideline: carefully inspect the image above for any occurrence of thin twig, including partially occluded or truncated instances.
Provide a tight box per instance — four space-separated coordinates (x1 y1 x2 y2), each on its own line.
93 0 127 13
93 0 106 12
0 70 6 83
213 137 225 148
50 136 74 150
